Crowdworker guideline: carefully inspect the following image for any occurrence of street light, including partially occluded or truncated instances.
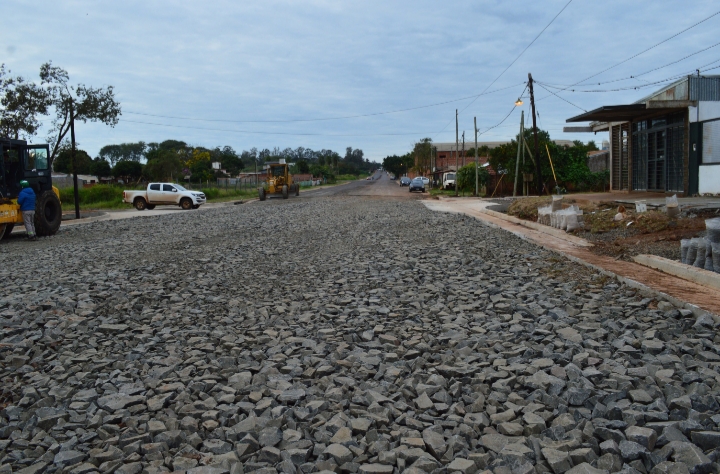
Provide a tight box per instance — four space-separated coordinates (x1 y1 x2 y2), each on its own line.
515 98 524 106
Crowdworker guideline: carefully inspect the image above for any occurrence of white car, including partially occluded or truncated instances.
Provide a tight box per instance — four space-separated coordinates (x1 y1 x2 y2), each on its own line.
123 183 206 210
420 177 430 186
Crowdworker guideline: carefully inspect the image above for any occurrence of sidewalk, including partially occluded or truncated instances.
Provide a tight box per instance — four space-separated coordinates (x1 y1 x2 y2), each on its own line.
423 197 720 317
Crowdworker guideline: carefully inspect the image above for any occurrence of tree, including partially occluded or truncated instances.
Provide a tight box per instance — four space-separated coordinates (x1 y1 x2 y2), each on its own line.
212 146 243 176
143 149 182 182
40 61 121 167
186 149 213 182
296 159 310 174
91 158 112 178
113 160 143 182
98 142 146 165
412 138 433 176
0 64 51 139
457 163 489 193
53 146 93 174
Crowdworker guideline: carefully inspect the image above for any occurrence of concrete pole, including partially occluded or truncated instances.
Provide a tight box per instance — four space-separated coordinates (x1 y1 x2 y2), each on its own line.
474 117 478 197
455 109 458 196
513 110 525 197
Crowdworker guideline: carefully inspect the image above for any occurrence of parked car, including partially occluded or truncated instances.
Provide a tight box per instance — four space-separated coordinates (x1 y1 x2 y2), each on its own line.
123 183 206 210
400 177 411 186
420 177 430 186
409 177 426 193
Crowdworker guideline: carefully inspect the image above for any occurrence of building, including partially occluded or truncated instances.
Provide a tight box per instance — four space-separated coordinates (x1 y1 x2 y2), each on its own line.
566 75 720 195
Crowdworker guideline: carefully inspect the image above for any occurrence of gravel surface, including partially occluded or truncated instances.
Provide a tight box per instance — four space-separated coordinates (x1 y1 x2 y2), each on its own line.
2 197 720 474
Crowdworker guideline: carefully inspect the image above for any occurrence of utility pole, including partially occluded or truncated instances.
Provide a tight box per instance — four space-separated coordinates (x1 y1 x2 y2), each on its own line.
70 100 80 219
474 117 478 197
513 110 524 197
455 109 459 196
462 131 465 168
528 73 542 196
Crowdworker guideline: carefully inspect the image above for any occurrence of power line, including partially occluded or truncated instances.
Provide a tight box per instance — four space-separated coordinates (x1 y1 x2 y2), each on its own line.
119 119 436 137
123 82 525 124
560 8 720 90
477 84 529 137
433 0 574 138
535 82 586 111
539 43 720 88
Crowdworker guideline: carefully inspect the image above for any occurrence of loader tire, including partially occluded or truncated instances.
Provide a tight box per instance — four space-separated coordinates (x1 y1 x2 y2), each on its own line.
282 185 288 199
35 190 62 236
259 187 266 201
2 224 14 239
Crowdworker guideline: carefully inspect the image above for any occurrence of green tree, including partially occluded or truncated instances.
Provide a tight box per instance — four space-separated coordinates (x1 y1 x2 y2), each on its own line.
309 164 335 181
412 138 432 176
212 146 243 176
0 64 51 139
456 163 490 194
296 159 310 174
98 142 146 165
90 158 112 178
143 149 182 182
113 160 143 183
53 146 93 174
40 61 121 167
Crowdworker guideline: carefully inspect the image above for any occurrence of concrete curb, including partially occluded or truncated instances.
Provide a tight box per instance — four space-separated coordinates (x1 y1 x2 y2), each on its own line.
480 208 593 248
633 254 720 291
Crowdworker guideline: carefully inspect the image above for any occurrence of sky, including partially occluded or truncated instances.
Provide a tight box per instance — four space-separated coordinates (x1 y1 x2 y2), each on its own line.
3 0 720 162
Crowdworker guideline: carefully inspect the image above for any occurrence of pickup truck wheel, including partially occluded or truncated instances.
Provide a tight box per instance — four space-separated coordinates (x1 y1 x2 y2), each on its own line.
35 190 62 236
259 188 266 201
146 204 156 210
180 198 193 210
134 197 147 210
282 185 289 199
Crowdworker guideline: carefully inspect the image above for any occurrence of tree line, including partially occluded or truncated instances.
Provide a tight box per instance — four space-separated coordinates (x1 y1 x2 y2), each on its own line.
54 140 377 183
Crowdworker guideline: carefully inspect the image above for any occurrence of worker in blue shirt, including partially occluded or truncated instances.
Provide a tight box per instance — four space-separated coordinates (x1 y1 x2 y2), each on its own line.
17 180 37 241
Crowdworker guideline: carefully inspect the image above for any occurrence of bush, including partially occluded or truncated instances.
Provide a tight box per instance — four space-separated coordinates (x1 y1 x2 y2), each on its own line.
456 163 490 193
201 187 220 199
59 184 125 206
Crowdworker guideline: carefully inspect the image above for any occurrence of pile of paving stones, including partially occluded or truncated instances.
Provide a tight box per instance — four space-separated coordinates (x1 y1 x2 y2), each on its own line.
1 198 720 474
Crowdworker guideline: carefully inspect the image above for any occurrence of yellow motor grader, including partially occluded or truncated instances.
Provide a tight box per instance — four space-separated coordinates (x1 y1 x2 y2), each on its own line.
258 161 299 201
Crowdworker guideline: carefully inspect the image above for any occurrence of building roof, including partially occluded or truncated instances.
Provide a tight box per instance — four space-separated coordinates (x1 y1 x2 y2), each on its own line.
565 75 720 126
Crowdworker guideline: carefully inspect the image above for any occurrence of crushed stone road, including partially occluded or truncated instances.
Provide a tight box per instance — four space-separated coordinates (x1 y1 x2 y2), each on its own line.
2 180 720 474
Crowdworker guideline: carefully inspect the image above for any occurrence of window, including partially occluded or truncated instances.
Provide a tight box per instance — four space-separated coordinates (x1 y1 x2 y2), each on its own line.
149 184 160 191
703 119 720 164
163 184 175 191
25 148 48 170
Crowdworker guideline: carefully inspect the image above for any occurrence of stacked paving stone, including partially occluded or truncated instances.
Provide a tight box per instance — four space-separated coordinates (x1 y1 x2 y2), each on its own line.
1 199 720 474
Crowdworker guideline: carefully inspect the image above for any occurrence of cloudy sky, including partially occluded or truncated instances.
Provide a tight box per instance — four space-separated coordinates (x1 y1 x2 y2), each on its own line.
3 1 720 161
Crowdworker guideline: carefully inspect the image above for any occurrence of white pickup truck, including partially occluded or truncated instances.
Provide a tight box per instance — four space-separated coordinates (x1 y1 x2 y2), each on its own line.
123 183 206 211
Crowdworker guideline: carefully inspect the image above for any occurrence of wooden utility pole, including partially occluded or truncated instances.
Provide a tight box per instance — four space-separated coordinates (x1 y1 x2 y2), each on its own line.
455 109 459 196
462 131 465 168
513 110 524 197
528 73 542 196
474 117 478 197
70 100 80 219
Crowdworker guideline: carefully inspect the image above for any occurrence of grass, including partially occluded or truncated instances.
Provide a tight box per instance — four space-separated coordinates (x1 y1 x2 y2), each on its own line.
59 184 258 211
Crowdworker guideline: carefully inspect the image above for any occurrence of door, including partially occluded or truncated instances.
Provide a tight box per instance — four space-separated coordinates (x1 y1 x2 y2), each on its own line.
147 183 163 203
24 145 51 192
647 131 666 191
162 184 179 203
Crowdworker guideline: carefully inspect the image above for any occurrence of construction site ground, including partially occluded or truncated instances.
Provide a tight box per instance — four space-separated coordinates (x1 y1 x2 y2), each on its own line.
423 196 720 317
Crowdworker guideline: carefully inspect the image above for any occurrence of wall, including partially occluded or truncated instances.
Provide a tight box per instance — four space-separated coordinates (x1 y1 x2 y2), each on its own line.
699 165 720 194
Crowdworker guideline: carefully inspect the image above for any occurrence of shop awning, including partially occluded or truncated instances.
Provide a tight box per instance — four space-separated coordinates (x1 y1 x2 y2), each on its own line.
566 101 694 123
